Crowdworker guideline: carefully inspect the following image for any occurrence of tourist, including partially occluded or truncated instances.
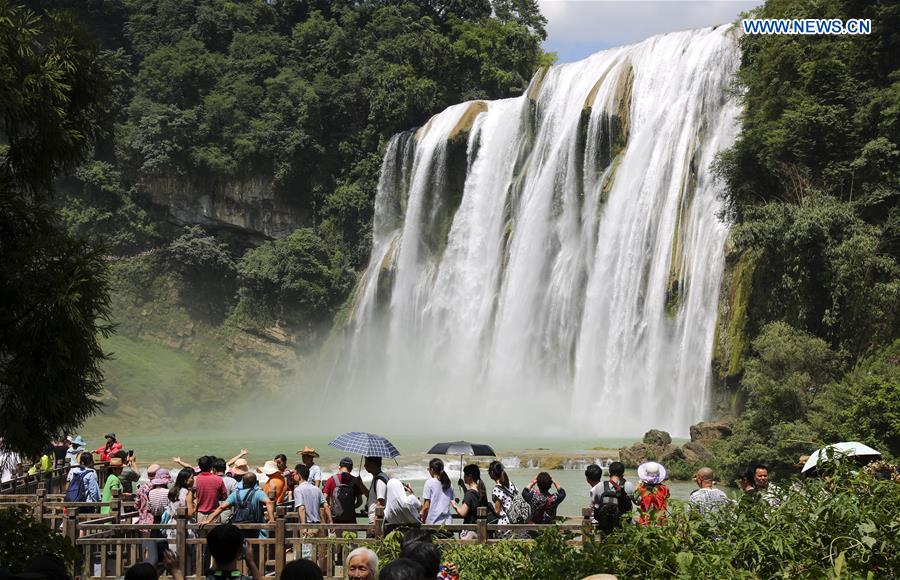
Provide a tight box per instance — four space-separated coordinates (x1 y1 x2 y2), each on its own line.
213 458 238 522
293 464 326 568
94 433 124 463
279 559 323 580
400 540 442 577
488 461 520 527
634 461 669 525
226 448 250 476
146 469 173 563
379 558 422 580
65 435 86 467
260 460 288 504
522 472 566 524
688 467 730 515
0 438 21 484
66 452 101 507
135 463 163 523
297 447 322 488
193 456 227 525
205 523 261 580
421 458 453 526
100 457 125 514
124 562 158 580
364 456 389 524
323 457 365 524
451 464 486 539
119 451 142 495
751 463 781 507
345 547 379 580
384 479 422 534
585 464 604 526
594 461 634 533
231 458 251 485
51 435 69 469
26 446 52 476
275 454 295 495
201 473 275 538
169 467 196 519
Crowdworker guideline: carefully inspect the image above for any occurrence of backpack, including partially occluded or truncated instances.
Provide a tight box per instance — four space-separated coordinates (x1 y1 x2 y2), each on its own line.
329 474 357 523
502 486 531 525
229 487 262 524
594 480 631 533
65 469 89 502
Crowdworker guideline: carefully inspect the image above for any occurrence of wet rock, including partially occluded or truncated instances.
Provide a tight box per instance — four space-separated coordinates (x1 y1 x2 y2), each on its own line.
682 441 711 463
689 421 733 442
643 429 672 447
660 444 685 463
618 443 655 467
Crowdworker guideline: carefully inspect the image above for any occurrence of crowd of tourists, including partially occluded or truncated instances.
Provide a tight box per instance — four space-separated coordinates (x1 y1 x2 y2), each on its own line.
2 432 793 580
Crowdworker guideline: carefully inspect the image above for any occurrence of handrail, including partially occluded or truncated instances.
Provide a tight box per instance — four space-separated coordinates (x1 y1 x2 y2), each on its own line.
6 489 598 580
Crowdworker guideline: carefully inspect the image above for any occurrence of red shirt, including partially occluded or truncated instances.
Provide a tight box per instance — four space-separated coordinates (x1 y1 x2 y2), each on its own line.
322 472 361 500
194 472 227 514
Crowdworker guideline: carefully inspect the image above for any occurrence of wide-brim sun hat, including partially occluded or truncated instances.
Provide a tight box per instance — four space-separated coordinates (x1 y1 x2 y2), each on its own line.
232 459 250 476
147 463 161 477
296 446 320 458
637 461 667 484
151 468 172 486
258 460 280 475
68 435 86 446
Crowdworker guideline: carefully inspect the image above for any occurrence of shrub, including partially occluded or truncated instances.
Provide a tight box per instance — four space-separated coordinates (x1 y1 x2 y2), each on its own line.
0 507 79 572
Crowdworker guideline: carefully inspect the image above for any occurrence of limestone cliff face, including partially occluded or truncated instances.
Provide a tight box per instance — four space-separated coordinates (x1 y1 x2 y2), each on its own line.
144 175 308 239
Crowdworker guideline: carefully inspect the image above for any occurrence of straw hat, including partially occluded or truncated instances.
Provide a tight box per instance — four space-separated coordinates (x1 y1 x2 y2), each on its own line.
108 457 124 468
637 461 667 484
296 446 320 458
232 458 250 476
258 460 280 475
147 463 161 477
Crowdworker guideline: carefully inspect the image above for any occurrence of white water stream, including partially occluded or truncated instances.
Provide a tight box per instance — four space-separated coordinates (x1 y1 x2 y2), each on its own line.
333 26 741 437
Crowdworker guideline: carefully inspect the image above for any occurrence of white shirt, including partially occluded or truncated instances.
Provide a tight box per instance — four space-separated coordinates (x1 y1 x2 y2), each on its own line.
366 474 388 522
1 451 21 483
308 464 322 486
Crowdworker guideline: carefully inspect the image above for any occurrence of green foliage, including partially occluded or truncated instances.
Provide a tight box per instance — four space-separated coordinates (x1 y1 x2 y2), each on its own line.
375 467 900 579
0 507 79 573
0 1 113 457
235 228 351 327
166 226 237 322
810 340 900 457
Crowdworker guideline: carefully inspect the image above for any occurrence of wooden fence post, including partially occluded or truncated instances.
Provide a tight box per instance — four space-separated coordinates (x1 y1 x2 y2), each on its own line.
33 488 47 524
275 506 286 575
175 507 188 577
64 508 79 578
111 487 122 523
476 507 487 543
581 507 593 545
373 505 384 540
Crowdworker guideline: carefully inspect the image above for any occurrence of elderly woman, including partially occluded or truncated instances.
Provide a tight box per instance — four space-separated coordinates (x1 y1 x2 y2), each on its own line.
346 547 378 580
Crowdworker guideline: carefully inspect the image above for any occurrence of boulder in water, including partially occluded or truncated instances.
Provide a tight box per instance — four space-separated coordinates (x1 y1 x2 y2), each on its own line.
643 429 672 447
689 421 733 442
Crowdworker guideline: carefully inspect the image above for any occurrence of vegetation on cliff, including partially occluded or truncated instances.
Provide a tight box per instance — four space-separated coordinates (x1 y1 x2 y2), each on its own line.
712 0 899 475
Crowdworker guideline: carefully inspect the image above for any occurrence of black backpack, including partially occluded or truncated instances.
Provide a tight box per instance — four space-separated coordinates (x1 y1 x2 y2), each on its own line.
229 487 262 524
330 474 357 523
594 480 632 533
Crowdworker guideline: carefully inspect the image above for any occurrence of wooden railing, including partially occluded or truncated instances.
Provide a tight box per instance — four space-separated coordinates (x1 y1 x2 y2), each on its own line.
1 461 115 496
1 486 595 580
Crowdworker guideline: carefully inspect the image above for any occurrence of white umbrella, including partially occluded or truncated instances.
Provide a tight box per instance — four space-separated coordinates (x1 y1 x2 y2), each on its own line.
801 441 881 474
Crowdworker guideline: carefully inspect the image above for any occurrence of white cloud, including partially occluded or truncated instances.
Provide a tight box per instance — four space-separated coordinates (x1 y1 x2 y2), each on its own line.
540 0 764 62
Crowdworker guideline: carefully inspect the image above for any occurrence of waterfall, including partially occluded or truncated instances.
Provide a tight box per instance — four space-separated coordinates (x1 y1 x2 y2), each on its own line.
335 25 741 437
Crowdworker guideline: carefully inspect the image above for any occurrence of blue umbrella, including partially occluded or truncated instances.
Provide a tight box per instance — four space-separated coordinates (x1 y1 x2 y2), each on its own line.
329 432 400 459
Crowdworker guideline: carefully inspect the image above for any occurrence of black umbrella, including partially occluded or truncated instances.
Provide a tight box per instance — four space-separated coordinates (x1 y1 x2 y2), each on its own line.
427 441 496 481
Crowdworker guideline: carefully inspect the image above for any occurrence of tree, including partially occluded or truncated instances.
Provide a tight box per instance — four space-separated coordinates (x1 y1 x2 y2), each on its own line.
0 1 113 457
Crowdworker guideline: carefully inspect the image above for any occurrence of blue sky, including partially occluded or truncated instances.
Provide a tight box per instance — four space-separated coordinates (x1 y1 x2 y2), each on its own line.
540 0 764 62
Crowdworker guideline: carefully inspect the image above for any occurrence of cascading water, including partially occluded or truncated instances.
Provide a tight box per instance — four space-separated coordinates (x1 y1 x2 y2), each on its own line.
331 25 741 437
